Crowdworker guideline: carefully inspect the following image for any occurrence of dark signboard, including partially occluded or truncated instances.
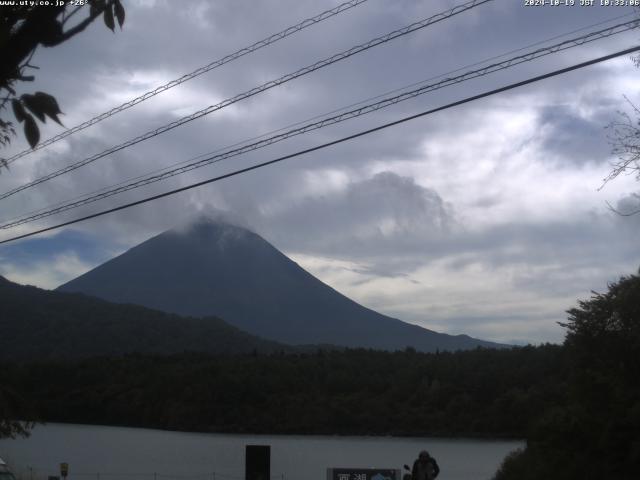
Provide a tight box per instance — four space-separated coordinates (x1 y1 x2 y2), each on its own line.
246 445 270 480
327 468 399 480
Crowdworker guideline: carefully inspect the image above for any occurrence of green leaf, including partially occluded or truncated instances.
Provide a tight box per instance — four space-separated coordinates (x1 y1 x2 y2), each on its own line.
0 22 9 47
11 99 27 123
114 0 125 28
23 114 40 148
33 92 64 126
21 94 46 122
90 0 106 17
104 5 115 32
39 20 63 47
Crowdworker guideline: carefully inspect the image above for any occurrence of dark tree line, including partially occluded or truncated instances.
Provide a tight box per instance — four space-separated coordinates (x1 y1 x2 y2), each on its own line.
2 344 567 438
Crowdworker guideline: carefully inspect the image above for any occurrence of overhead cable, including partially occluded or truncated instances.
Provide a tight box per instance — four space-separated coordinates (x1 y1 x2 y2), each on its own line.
3 11 635 227
0 0 494 201
1 44 638 245
2 0 371 165
2 19 637 230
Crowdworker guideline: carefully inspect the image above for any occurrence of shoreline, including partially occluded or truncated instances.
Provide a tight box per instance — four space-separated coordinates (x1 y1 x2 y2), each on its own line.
3 421 525 443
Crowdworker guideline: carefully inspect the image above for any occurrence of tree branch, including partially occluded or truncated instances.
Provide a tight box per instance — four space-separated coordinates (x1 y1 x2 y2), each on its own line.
605 200 640 216
61 5 84 26
54 2 112 45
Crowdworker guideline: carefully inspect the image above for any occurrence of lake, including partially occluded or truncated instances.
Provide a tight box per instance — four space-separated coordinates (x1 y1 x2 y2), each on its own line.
0 424 522 480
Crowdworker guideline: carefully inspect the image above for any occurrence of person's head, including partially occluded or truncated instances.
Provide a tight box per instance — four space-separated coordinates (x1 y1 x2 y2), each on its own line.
419 450 430 462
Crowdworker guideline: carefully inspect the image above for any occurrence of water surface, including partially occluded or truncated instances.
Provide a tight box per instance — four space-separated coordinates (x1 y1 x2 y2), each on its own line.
0 424 522 480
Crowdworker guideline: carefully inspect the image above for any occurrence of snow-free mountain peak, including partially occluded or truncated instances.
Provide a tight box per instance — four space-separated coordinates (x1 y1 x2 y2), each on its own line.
58 218 506 351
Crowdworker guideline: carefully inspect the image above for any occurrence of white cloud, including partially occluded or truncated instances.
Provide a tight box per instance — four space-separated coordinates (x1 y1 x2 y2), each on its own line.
287 247 622 345
0 252 94 290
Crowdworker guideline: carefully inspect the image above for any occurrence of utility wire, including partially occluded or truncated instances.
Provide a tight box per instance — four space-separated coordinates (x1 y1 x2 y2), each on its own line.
0 0 494 201
4 8 635 229
8 9 630 226
2 19 637 230
6 9 633 229
1 45 638 245
2 0 370 165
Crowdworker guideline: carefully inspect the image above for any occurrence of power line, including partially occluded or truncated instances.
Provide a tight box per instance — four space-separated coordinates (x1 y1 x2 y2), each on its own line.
0 0 494 201
2 19 637 230
9 12 633 230
2 18 636 228
7 10 635 222
1 45 638 245
2 11 634 228
2 0 370 166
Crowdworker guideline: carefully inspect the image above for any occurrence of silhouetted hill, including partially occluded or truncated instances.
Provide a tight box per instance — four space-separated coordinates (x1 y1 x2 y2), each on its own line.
58 218 506 352
0 276 288 360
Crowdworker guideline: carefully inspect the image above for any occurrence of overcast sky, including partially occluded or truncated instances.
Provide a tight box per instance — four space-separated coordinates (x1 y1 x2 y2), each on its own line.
1 0 639 344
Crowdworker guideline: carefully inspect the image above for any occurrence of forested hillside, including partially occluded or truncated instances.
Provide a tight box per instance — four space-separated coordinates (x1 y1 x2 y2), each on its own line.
2 345 565 437
0 276 288 360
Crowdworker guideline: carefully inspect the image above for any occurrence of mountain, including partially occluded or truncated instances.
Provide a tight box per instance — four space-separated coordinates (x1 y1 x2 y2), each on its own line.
0 275 288 361
58 218 506 351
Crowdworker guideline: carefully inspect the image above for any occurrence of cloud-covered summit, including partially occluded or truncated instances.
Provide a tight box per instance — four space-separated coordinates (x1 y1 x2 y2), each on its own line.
1 1 639 344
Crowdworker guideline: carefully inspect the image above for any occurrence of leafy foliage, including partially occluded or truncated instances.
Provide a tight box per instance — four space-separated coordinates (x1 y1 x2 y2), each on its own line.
0 385 34 439
0 0 125 155
494 271 640 480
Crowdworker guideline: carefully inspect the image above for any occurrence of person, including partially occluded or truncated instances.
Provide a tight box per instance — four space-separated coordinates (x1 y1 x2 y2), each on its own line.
411 450 440 480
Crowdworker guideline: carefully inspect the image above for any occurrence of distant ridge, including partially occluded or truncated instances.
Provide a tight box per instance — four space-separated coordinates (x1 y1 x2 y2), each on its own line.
58 218 507 352
0 275 288 360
